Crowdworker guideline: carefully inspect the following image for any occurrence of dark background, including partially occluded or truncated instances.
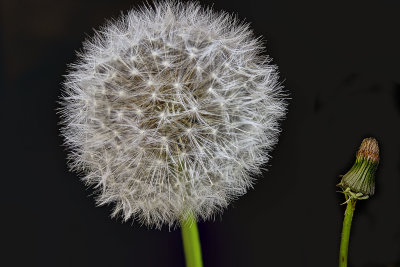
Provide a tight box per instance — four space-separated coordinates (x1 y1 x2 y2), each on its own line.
1 0 400 266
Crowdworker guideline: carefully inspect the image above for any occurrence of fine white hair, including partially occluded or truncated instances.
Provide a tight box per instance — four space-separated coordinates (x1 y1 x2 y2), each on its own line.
59 1 287 228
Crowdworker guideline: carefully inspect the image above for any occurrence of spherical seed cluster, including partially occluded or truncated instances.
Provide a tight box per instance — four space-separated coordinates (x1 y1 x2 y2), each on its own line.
59 1 286 228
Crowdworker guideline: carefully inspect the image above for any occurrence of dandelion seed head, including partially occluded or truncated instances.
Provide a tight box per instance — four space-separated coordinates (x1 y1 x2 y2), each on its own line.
59 1 287 228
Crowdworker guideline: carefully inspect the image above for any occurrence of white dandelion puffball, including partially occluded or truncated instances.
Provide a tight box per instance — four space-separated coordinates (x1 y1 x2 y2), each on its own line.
60 1 286 228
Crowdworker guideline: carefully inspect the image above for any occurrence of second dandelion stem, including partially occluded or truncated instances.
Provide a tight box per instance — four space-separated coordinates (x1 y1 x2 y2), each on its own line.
339 198 356 267
180 213 203 267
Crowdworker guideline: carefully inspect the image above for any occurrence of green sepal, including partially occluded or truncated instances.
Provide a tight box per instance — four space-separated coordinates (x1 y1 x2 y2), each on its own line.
337 157 378 197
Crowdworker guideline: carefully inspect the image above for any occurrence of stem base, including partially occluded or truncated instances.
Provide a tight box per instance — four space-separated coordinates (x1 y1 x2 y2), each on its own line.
339 199 357 267
180 213 203 267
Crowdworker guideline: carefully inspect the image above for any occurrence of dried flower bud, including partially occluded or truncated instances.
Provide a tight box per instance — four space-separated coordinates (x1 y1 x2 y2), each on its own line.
337 138 379 199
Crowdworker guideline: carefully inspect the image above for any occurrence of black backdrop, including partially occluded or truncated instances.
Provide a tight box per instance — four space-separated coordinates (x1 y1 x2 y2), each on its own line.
1 0 400 266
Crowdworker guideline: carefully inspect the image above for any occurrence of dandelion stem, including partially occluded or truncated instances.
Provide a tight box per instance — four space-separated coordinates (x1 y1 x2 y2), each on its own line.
180 213 203 267
339 198 356 267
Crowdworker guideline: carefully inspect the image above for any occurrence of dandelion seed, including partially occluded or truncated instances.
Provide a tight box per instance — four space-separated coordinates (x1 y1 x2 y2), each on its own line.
59 1 287 228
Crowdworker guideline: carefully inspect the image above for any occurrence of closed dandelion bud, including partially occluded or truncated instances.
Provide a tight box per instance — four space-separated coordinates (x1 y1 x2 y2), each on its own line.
59 1 286 228
337 138 379 200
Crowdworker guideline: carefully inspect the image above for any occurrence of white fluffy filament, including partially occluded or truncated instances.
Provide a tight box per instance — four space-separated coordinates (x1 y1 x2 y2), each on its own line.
59 1 286 228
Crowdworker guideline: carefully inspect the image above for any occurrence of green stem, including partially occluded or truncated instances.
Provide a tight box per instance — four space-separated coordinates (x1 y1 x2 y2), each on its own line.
339 199 357 267
180 213 203 267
